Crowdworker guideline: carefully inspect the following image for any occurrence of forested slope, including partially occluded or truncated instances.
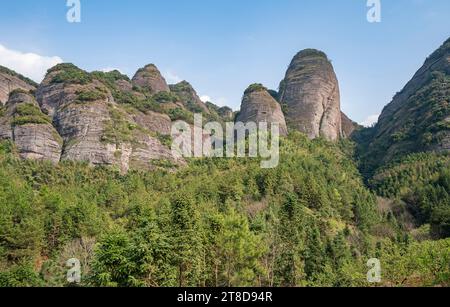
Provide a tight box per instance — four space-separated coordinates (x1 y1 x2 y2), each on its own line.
0 134 448 287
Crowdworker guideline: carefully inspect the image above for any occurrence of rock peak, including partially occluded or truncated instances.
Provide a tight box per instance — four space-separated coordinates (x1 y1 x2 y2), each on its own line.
132 64 169 94
279 49 342 141
237 84 288 136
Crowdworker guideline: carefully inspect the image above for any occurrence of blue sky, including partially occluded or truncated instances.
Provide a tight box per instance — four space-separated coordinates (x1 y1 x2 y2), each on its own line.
0 0 449 124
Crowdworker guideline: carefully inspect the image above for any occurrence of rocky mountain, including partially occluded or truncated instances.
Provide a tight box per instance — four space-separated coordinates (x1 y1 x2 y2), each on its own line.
0 65 37 105
131 64 170 95
169 81 210 114
236 84 288 136
0 89 62 163
358 38 450 172
0 63 187 172
341 112 360 138
279 49 342 141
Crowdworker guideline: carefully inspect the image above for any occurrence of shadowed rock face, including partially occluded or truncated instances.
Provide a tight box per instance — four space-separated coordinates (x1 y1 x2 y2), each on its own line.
236 84 288 136
279 49 342 141
132 64 170 94
341 112 359 138
0 91 62 163
0 66 36 105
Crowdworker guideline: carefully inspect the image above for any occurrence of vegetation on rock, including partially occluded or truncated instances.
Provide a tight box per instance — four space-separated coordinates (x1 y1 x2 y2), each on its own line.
49 63 93 85
11 103 52 126
0 65 38 88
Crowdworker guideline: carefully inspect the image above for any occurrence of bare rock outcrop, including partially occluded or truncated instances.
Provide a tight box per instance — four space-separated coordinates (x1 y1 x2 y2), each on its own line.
0 90 62 163
279 49 342 141
341 112 360 138
131 111 172 136
0 65 37 105
34 63 182 172
236 84 288 136
132 64 170 94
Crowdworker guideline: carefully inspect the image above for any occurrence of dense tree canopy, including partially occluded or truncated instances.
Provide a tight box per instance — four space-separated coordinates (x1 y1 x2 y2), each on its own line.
0 134 448 287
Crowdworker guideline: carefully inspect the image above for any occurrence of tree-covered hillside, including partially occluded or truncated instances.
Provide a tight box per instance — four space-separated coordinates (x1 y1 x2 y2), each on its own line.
0 134 448 287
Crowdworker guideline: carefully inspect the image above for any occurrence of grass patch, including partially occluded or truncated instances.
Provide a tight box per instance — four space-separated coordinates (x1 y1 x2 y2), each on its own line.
244 83 268 95
74 88 107 104
11 103 51 126
152 91 179 104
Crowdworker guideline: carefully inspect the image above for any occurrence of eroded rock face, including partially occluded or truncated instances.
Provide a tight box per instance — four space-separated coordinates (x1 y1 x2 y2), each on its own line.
236 84 288 136
132 64 170 94
34 63 183 172
0 91 62 163
0 66 36 105
279 49 342 141
132 110 172 135
13 124 62 163
341 112 359 138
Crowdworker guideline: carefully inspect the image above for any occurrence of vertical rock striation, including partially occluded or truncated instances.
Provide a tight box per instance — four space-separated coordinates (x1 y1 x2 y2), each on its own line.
0 90 62 163
132 64 170 94
236 84 288 136
279 49 342 141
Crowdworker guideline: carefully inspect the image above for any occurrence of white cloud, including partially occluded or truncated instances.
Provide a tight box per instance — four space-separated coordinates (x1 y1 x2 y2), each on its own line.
360 114 380 127
200 95 212 103
164 71 182 84
0 44 63 82
215 97 228 107
200 95 228 107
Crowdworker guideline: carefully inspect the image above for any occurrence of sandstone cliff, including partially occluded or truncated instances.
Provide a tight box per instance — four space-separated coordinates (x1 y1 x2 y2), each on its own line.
279 49 342 141
0 90 62 163
0 65 37 105
236 84 288 136
341 112 360 138
132 64 170 95
34 63 182 172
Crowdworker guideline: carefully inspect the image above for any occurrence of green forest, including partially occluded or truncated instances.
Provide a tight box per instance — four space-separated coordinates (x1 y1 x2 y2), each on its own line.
0 132 448 287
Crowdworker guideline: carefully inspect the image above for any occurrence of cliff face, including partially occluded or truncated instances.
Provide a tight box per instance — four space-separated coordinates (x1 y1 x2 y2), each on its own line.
0 66 37 105
279 49 342 141
361 38 450 169
132 64 170 95
33 63 183 172
341 112 360 138
236 84 288 136
0 90 62 163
